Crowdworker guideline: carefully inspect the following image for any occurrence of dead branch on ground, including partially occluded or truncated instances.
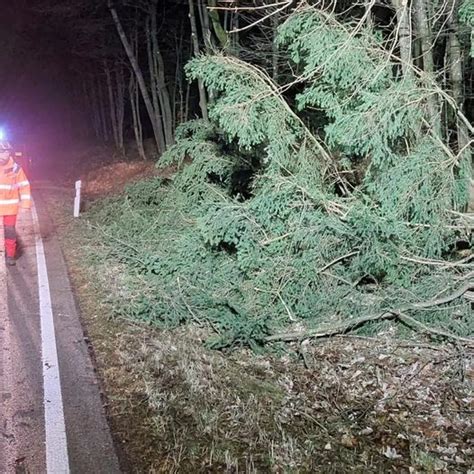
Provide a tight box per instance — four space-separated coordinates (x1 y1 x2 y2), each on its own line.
265 283 474 346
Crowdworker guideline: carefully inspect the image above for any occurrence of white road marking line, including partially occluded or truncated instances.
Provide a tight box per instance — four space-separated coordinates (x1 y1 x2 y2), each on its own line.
0 219 12 466
0 218 5 316
32 203 70 473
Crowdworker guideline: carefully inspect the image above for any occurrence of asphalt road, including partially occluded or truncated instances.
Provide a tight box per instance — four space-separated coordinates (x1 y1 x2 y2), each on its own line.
0 196 120 473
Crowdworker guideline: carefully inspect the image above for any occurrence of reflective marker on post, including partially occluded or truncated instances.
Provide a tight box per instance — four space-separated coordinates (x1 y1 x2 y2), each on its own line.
73 180 81 218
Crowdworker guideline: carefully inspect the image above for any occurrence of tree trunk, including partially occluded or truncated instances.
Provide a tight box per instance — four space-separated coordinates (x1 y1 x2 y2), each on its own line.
174 26 184 127
447 3 470 154
414 0 440 133
365 0 374 28
150 5 174 146
98 77 110 143
414 0 434 74
231 9 240 56
146 16 163 144
129 72 147 161
83 79 101 140
392 0 413 76
197 0 212 52
105 62 119 149
185 80 191 122
188 0 209 122
155 48 174 146
105 63 125 153
208 0 229 48
447 0 472 208
115 66 125 153
130 30 147 161
90 78 104 141
272 10 280 81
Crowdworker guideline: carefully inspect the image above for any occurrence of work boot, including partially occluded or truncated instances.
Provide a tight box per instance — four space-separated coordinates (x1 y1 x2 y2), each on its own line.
6 256 16 266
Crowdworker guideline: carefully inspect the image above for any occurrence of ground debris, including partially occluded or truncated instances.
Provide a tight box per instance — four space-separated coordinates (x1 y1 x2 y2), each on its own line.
82 161 158 197
106 328 474 472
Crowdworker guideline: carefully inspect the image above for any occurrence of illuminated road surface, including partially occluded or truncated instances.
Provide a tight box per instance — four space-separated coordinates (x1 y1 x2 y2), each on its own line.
0 199 120 473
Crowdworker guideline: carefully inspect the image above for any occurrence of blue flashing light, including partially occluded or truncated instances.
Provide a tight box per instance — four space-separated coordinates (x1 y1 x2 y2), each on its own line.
0 128 5 141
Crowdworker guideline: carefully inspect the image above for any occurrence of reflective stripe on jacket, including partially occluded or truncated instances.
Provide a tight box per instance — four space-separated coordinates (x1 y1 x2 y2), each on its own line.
0 157 31 216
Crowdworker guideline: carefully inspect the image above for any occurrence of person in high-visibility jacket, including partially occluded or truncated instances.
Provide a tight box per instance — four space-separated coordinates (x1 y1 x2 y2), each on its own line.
0 141 31 265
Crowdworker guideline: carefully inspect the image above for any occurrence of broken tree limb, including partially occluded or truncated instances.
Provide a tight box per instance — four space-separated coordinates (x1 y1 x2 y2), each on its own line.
317 251 360 274
410 283 474 308
265 283 474 345
391 310 474 346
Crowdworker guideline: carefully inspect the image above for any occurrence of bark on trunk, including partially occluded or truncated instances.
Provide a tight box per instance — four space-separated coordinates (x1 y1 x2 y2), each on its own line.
189 0 209 122
197 0 212 52
98 77 110 143
208 0 228 48
105 63 119 148
83 79 101 140
414 0 440 133
392 0 413 76
150 6 174 146
365 0 374 28
447 0 472 208
115 66 125 152
272 10 280 81
146 16 163 145
129 72 147 161
447 3 470 154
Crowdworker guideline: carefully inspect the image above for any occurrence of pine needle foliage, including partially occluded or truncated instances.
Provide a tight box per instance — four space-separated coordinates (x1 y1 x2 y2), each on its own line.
277 9 422 167
86 5 473 349
460 0 474 57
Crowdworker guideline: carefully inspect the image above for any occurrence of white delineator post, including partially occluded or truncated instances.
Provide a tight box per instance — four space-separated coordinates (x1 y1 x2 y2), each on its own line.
73 180 81 218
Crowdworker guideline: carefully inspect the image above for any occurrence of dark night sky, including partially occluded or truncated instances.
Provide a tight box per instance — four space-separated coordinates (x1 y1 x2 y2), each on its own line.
0 0 97 154
0 0 188 158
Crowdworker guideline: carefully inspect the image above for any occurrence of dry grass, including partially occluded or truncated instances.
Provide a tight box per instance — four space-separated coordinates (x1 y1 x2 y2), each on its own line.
81 161 158 197
111 327 473 473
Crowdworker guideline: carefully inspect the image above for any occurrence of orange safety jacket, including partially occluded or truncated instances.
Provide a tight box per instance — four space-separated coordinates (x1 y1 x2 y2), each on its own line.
0 157 32 216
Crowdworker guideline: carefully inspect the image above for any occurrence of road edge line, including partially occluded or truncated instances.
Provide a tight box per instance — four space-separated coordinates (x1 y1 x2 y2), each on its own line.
32 202 70 473
0 215 13 467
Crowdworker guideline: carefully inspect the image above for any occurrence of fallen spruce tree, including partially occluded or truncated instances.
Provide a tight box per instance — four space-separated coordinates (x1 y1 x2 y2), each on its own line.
87 5 473 350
